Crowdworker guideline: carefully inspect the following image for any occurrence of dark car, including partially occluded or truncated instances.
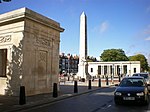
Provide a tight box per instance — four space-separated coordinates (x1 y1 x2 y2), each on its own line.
114 76 149 105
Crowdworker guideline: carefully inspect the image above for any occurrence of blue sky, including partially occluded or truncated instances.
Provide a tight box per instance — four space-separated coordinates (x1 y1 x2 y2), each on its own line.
0 0 150 63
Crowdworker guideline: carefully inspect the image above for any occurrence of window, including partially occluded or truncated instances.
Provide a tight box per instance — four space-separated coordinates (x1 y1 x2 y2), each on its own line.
104 66 107 75
123 65 127 74
91 68 93 72
117 65 120 75
0 49 7 77
110 66 112 74
134 68 136 73
98 66 101 75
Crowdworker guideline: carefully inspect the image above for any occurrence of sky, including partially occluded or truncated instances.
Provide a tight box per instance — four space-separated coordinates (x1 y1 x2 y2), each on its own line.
0 0 150 64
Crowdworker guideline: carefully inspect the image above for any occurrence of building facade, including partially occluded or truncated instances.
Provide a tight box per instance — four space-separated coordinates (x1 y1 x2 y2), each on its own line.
59 53 79 75
0 8 64 96
88 61 140 78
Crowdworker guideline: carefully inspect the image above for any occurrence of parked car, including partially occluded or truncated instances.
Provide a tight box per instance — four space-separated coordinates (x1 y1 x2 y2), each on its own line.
114 76 149 105
133 73 150 91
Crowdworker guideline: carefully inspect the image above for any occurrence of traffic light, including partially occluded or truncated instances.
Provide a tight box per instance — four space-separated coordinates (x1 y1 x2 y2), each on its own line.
2 0 11 2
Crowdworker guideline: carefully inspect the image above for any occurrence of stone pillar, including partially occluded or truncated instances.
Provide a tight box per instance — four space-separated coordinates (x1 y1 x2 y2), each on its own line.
101 65 104 78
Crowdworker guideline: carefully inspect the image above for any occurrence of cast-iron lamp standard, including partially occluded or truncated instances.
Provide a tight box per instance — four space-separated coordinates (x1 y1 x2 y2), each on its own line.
67 54 70 81
0 0 11 3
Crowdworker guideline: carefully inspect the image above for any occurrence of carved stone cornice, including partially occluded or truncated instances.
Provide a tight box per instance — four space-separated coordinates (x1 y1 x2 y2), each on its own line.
0 8 64 32
0 35 11 43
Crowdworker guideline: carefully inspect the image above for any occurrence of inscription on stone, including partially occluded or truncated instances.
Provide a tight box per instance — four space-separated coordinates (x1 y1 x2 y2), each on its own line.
0 35 11 43
36 37 50 46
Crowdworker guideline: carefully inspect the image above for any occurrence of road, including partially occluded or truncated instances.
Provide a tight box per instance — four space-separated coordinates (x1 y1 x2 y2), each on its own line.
21 87 150 112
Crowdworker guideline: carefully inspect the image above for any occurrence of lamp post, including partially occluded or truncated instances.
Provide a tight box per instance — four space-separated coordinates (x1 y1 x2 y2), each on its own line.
67 54 70 81
129 62 131 76
0 0 11 3
112 64 114 84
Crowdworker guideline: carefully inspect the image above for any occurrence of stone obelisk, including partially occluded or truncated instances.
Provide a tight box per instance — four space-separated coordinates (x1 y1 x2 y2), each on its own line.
77 12 88 80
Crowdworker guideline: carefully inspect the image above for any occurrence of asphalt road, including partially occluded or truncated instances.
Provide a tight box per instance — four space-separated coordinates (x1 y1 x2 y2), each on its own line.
20 87 150 112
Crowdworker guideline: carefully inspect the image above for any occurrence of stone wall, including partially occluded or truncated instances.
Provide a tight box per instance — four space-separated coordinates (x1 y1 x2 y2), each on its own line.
0 8 64 96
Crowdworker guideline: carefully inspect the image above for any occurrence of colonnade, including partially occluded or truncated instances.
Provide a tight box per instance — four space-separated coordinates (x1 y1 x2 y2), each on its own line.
98 64 126 78
88 61 141 79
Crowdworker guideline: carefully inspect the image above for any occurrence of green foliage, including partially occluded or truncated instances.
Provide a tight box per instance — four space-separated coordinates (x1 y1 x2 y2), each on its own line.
100 49 129 61
129 54 149 72
148 66 150 72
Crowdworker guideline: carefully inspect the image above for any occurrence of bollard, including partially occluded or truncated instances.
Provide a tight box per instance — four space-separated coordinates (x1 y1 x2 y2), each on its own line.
88 80 92 89
74 80 78 93
53 83 58 98
106 76 109 86
119 76 121 82
98 78 101 87
19 86 26 105
81 78 85 82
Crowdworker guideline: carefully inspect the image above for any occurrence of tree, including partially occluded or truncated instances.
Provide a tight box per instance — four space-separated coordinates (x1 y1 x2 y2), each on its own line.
87 56 97 62
129 54 149 72
100 49 129 61
148 66 150 72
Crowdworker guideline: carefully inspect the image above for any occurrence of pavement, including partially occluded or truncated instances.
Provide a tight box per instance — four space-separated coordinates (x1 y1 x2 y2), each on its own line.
0 79 117 112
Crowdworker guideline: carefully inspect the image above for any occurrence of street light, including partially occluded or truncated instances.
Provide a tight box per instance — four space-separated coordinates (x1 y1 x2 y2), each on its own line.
130 62 131 76
112 64 114 84
0 0 11 3
3 0 11 1
67 54 70 81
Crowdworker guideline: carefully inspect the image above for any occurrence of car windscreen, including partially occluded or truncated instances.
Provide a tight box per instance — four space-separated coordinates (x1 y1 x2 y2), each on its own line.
119 78 144 87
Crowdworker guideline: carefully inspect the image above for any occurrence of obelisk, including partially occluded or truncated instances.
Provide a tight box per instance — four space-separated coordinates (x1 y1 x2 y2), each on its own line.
77 12 88 80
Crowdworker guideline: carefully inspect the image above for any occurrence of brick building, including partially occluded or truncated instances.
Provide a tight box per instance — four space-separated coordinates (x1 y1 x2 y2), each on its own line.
59 53 79 75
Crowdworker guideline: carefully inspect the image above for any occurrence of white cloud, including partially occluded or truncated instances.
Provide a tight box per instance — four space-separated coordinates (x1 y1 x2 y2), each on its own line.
146 6 150 13
126 45 135 55
145 37 150 41
92 21 109 34
143 25 150 34
141 24 150 41
99 21 109 33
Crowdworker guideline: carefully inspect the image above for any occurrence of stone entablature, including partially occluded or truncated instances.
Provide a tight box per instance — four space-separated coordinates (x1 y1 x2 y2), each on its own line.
0 8 62 32
0 8 64 96
0 35 11 43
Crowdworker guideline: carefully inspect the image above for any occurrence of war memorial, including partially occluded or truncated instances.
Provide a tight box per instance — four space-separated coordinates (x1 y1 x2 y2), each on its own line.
77 12 140 80
0 8 140 97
